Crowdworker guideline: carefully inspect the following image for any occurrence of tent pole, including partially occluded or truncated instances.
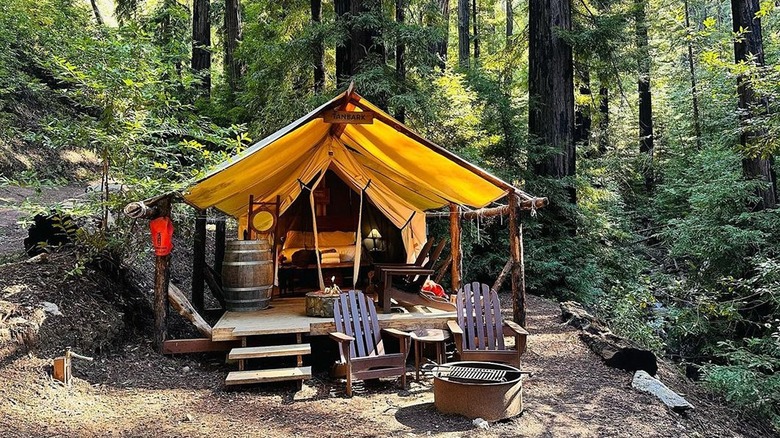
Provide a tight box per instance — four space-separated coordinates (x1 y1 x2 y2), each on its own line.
449 203 462 291
508 192 526 326
353 185 366 289
309 175 326 290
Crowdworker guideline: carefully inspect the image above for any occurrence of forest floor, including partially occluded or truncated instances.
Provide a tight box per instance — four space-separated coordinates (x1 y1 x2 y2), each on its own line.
0 186 775 437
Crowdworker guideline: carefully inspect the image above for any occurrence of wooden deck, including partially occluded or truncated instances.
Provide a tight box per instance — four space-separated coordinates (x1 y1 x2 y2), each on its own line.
212 297 456 341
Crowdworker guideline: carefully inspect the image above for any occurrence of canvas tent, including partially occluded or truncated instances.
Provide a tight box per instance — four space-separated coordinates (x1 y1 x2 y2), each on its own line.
181 87 541 289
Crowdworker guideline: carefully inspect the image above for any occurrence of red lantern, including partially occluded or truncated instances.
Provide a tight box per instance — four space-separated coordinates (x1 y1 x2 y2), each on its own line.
150 217 174 256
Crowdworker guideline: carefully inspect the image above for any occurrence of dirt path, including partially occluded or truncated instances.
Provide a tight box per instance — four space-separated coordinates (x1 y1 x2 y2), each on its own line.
0 293 770 437
0 185 88 257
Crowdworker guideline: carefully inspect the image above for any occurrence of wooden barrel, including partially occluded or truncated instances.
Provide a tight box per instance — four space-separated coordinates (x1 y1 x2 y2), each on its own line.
222 239 273 311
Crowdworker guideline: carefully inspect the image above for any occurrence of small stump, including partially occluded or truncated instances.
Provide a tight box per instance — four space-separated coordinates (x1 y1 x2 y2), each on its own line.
305 291 350 318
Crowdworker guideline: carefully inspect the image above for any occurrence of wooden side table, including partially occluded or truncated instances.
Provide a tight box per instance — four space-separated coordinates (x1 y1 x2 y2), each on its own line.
410 328 450 381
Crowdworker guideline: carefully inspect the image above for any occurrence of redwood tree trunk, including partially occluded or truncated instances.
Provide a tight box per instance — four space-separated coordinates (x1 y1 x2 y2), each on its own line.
598 85 609 154
312 0 325 92
731 0 777 209
335 0 352 86
472 0 479 60
574 65 592 149
458 0 470 68
636 0 654 190
90 0 104 25
506 0 513 45
192 0 211 94
396 0 406 122
684 0 702 149
224 0 242 93
434 0 450 69
337 0 385 94
529 0 575 194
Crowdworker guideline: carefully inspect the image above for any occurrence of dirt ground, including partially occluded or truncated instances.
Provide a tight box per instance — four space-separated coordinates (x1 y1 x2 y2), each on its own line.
0 286 774 438
0 186 775 437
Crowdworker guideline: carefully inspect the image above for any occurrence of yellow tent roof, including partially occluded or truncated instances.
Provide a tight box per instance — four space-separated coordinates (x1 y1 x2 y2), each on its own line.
182 89 533 221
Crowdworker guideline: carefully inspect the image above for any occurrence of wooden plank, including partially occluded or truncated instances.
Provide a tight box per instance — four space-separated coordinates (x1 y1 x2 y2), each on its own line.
168 283 213 338
162 338 241 354
192 209 207 311
225 367 312 385
211 297 456 340
228 344 311 360
323 110 375 124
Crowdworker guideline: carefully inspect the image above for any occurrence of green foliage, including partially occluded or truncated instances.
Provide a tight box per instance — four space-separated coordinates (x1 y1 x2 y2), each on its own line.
704 332 780 429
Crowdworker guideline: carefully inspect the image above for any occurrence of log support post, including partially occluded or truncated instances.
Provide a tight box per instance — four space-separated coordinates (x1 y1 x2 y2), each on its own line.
154 196 173 353
449 203 462 292
508 192 526 327
193 209 207 311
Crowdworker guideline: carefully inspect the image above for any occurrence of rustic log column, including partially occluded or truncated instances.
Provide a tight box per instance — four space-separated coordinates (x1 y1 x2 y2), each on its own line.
154 197 172 353
193 209 206 311
508 193 526 326
449 203 462 291
214 219 226 275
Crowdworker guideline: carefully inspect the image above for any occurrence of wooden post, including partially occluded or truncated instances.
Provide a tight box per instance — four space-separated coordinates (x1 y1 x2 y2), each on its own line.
449 203 462 291
508 193 526 326
192 209 207 311
154 196 172 353
214 219 226 275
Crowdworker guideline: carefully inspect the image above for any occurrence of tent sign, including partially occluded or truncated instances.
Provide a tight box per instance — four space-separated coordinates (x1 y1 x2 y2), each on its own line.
323 110 375 124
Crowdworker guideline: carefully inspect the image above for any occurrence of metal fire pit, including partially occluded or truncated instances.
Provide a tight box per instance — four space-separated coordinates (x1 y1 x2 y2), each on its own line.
432 361 524 421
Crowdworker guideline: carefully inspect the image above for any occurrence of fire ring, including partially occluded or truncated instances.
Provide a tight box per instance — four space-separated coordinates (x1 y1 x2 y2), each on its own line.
432 361 525 421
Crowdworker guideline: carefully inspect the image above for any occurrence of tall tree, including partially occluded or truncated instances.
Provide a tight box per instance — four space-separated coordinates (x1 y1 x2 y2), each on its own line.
574 64 592 149
192 0 211 94
472 0 479 59
683 0 702 149
731 0 777 209
396 0 406 122
89 0 104 26
336 0 385 88
433 0 450 69
458 0 470 68
351 0 385 72
224 0 243 93
506 0 513 45
635 0 654 190
529 0 575 199
312 0 325 92
335 0 351 85
598 84 609 154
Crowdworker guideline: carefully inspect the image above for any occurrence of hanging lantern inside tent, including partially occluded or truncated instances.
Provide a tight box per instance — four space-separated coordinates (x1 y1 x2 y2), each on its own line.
149 216 174 256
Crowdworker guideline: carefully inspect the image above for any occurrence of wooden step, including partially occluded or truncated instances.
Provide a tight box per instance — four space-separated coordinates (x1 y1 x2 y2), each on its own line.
225 366 312 386
228 344 311 360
